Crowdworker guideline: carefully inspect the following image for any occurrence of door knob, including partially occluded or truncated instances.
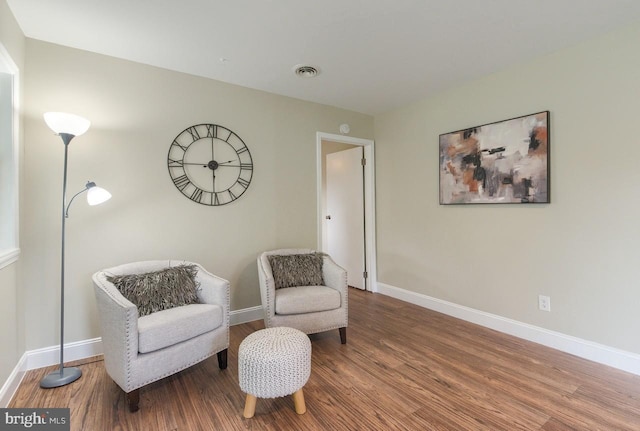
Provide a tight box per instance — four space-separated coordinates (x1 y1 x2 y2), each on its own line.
326 215 331 220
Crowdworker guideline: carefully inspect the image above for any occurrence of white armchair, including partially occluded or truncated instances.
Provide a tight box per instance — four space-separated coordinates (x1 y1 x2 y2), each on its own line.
92 260 229 412
257 249 348 344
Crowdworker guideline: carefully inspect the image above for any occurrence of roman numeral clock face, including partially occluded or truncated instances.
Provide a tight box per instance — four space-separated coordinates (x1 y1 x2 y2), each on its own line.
168 124 253 206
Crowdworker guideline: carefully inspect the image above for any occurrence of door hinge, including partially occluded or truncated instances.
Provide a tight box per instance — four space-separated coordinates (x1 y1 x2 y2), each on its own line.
363 271 368 279
361 157 366 166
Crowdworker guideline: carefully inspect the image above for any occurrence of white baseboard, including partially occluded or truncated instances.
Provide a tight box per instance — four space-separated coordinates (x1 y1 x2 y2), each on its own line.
25 337 103 371
0 352 26 408
377 282 640 376
230 306 263 326
1 338 103 407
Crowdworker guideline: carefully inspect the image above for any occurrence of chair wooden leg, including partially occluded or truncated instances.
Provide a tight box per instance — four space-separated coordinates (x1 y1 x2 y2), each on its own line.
339 327 347 344
243 394 257 418
217 348 228 369
126 389 140 413
292 389 306 415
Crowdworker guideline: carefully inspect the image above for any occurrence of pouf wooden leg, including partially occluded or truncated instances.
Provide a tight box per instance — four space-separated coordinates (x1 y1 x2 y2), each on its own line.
243 394 257 419
292 389 306 415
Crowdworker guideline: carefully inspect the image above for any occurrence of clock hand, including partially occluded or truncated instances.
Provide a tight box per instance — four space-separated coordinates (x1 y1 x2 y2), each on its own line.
191 160 237 168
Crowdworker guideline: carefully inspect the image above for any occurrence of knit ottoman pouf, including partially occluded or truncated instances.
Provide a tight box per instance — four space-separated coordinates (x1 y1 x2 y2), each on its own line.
238 327 312 418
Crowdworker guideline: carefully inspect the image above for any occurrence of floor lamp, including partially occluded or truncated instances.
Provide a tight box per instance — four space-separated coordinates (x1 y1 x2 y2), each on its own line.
40 112 112 389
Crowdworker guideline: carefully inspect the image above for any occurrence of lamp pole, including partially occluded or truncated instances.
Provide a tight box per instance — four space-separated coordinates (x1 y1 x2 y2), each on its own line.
40 132 83 388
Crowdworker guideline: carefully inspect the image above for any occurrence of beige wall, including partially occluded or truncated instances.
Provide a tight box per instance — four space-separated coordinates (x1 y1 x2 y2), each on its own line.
21 40 373 350
374 22 640 354
0 0 25 386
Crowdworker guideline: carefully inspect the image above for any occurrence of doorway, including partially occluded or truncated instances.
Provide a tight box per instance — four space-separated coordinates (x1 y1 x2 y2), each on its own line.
316 132 376 292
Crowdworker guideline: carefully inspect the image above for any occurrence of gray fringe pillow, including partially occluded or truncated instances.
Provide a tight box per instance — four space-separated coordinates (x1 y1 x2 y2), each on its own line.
268 253 325 289
107 265 200 317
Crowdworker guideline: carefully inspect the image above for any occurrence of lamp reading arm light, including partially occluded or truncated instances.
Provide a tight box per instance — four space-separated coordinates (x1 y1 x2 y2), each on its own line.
65 181 112 218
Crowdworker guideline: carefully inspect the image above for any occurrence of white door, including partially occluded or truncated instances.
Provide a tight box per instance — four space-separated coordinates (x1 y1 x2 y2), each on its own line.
326 147 365 290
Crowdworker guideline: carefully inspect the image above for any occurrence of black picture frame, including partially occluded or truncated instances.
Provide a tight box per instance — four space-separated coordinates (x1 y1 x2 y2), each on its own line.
439 111 550 205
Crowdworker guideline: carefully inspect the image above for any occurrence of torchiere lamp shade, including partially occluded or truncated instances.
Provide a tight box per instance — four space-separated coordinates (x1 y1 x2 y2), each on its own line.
44 112 91 137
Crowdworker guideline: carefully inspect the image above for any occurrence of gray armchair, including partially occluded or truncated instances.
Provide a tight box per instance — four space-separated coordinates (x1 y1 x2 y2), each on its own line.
257 249 348 343
92 260 229 412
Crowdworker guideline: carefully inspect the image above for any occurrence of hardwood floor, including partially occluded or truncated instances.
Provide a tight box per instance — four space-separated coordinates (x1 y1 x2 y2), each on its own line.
10 288 640 430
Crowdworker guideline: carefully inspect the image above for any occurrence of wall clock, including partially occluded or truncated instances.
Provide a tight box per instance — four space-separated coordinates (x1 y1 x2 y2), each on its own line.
167 124 253 206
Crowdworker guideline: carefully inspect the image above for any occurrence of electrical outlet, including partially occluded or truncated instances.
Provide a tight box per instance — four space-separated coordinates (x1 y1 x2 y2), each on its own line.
538 295 551 312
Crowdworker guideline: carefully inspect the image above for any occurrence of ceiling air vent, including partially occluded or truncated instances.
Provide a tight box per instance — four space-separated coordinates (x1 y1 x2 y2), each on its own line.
293 65 319 78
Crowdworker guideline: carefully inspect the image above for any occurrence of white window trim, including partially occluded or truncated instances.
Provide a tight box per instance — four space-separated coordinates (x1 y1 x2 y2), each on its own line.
0 248 20 269
0 43 20 270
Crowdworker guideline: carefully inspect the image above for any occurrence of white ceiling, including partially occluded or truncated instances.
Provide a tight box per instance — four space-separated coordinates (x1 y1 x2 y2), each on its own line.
7 0 640 115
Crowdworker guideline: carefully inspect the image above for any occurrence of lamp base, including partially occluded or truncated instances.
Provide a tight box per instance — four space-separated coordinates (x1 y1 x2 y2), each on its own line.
40 366 82 388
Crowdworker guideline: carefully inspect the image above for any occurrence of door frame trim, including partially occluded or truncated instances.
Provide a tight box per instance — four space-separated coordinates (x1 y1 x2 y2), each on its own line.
316 132 377 292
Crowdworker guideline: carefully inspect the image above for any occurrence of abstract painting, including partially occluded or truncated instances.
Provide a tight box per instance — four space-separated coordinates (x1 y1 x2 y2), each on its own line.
439 111 549 204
